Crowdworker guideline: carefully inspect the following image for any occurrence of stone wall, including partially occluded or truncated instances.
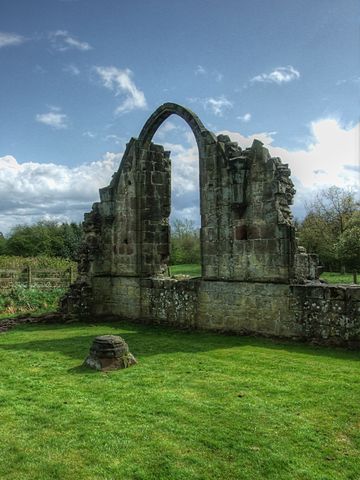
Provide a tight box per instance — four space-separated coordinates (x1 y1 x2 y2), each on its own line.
62 102 359 348
88 276 360 346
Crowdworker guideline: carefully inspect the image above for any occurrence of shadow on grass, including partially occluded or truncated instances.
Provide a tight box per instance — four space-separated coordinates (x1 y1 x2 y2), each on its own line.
67 364 100 375
0 320 359 364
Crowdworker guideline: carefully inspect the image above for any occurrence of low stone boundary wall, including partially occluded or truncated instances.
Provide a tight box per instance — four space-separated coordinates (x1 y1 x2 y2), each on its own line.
290 284 360 346
90 276 360 347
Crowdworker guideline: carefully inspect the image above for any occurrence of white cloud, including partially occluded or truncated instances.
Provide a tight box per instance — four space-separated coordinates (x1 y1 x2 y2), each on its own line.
214 71 223 82
0 32 26 48
49 30 92 51
63 64 80 75
205 96 233 116
251 65 300 85
94 66 147 114
190 96 233 117
194 65 223 82
1 119 357 234
36 109 68 129
0 153 122 234
154 121 178 140
104 134 124 145
237 113 251 122
195 65 206 75
83 131 96 138
336 76 360 86
220 118 359 217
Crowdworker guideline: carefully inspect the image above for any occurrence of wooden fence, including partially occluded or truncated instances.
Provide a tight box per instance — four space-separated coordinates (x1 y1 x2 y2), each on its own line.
0 266 77 291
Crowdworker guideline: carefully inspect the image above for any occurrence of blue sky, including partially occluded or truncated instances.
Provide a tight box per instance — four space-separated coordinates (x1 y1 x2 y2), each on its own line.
0 0 359 233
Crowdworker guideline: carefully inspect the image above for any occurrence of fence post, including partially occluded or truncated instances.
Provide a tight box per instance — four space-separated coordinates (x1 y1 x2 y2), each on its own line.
69 266 75 284
27 265 32 289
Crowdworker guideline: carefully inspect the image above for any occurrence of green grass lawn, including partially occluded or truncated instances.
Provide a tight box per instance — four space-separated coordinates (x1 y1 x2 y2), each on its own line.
169 263 202 277
0 321 359 480
320 272 356 284
170 264 357 284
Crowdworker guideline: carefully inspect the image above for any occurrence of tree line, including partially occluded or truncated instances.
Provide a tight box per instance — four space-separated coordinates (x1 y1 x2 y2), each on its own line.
0 218 201 265
297 186 359 275
0 186 358 272
0 221 82 261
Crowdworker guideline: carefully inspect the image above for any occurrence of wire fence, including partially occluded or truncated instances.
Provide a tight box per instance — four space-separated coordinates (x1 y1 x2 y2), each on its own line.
0 266 77 291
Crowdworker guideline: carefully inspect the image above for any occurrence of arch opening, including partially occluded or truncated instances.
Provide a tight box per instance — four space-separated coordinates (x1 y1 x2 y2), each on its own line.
138 102 214 152
152 116 202 278
136 103 217 279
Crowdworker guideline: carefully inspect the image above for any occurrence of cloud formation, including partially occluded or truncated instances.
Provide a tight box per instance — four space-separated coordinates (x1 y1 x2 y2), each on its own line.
205 96 232 116
220 118 359 217
251 65 300 85
36 109 68 129
0 32 26 48
63 64 80 76
49 30 92 51
194 65 223 82
190 96 232 116
94 66 147 114
0 153 121 234
1 118 357 233
237 113 251 122
195 65 206 75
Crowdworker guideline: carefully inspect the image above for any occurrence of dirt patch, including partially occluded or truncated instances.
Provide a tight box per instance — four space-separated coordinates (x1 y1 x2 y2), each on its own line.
0 313 63 333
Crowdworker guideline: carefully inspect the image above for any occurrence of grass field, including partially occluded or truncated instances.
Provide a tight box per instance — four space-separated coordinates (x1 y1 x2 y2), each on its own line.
0 255 75 270
0 265 355 319
169 263 202 277
170 264 357 284
0 320 359 480
0 286 65 317
320 272 356 284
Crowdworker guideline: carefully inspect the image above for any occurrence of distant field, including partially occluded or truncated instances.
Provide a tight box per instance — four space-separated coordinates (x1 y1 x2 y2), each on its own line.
0 264 356 319
169 264 202 277
320 272 356 284
0 255 75 270
170 265 357 284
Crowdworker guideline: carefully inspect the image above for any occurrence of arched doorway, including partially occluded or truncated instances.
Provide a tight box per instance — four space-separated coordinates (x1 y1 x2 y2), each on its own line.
135 103 218 278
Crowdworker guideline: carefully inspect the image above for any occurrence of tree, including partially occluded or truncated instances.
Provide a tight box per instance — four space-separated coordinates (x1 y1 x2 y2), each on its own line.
335 212 360 282
57 223 83 260
4 221 83 260
306 186 358 234
298 186 359 271
0 232 6 255
170 218 200 265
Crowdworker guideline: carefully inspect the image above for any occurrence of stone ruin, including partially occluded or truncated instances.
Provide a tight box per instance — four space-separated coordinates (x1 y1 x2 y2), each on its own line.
84 335 137 371
62 103 360 347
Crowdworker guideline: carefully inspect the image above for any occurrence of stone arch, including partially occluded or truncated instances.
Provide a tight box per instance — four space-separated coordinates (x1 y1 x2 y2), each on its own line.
137 102 219 278
138 102 216 150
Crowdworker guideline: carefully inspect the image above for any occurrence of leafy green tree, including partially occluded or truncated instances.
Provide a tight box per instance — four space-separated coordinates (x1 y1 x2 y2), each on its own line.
170 218 200 265
298 187 359 271
335 212 360 282
4 221 83 260
0 233 6 255
58 223 83 260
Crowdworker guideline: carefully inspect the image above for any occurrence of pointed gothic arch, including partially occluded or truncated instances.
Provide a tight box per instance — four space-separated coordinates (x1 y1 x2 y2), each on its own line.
138 102 217 150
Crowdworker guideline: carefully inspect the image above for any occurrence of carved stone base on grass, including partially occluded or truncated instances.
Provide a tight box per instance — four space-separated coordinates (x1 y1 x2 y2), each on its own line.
84 335 137 371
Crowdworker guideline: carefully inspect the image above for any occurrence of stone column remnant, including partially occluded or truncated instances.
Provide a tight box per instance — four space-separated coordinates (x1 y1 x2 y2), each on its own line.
84 335 137 371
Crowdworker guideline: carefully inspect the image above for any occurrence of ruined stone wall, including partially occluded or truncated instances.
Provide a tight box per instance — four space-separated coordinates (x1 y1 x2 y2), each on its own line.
211 136 316 283
62 102 358 348
75 102 316 287
89 276 360 346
